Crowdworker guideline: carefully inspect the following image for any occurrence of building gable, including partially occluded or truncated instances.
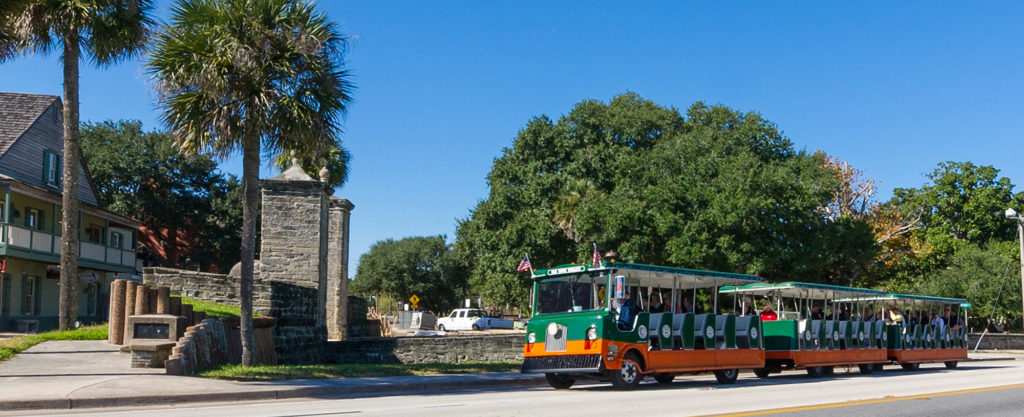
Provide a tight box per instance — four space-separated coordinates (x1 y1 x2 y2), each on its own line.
0 92 101 206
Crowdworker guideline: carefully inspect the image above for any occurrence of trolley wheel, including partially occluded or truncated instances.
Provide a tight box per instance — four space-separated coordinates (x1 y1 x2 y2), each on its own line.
544 373 575 389
944 361 958 369
858 364 874 374
609 352 643 390
900 363 920 371
871 363 885 372
654 373 675 385
753 367 771 378
806 366 826 378
713 368 739 384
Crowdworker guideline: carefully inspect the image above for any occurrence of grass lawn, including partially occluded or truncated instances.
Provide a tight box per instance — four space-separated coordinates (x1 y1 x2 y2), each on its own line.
0 324 108 362
197 361 523 381
179 296 243 318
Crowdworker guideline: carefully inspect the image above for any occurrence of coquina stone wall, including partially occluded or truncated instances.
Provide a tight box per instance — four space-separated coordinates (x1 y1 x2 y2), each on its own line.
969 333 1024 350
142 267 274 314
327 334 524 364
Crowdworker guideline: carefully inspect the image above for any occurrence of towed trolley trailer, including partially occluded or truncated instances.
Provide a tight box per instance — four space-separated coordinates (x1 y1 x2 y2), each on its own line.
521 262 764 390
836 294 969 370
720 282 890 377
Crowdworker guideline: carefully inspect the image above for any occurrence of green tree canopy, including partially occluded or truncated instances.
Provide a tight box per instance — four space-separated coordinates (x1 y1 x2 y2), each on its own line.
352 236 467 313
456 93 878 307
878 161 1024 291
916 243 1021 324
80 120 243 272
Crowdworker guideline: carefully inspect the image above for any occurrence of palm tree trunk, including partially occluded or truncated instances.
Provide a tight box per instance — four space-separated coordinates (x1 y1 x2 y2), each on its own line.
58 33 81 330
239 134 259 366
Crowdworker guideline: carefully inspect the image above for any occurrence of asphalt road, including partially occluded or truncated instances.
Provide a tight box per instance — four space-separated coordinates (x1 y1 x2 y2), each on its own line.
16 359 1024 417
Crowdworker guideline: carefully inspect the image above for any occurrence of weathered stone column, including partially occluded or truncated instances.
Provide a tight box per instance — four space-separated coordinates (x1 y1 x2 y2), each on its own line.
327 197 354 340
124 280 138 337
180 303 194 326
108 279 127 345
135 285 150 316
169 296 182 316
147 287 158 314
156 287 171 314
259 158 330 363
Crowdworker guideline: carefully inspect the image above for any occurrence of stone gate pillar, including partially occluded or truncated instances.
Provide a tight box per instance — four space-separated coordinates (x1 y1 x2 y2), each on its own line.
259 158 329 363
327 197 354 340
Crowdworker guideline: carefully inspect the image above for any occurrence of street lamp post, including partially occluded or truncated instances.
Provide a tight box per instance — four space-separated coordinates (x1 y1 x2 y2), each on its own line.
1005 208 1024 326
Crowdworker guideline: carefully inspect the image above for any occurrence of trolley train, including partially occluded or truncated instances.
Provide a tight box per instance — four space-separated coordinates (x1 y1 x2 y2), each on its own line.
521 261 970 390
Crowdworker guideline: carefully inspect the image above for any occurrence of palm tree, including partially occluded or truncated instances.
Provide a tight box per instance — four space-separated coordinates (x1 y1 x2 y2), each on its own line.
0 0 152 330
148 0 353 366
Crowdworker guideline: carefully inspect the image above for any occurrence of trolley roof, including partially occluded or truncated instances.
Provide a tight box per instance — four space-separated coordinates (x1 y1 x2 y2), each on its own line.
532 262 761 289
719 281 885 299
835 293 970 307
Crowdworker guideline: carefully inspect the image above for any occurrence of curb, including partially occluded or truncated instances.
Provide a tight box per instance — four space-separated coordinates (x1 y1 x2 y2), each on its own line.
0 373 548 412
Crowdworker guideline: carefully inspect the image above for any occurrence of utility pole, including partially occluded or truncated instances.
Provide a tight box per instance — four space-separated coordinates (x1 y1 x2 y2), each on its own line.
1005 208 1024 326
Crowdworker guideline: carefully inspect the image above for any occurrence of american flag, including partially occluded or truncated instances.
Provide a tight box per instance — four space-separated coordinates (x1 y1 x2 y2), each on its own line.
517 254 532 272
592 243 601 267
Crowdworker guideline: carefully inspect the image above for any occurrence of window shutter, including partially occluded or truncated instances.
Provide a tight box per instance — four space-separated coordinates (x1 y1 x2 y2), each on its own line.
0 274 9 315
57 154 62 188
33 276 41 316
42 151 51 184
20 275 28 315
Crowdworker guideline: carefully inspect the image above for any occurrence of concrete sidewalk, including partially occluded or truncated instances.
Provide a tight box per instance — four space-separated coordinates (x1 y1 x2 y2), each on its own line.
0 340 545 412
0 341 1017 413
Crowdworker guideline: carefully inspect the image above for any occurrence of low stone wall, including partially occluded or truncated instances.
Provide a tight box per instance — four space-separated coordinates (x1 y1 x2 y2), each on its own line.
327 334 524 364
970 333 1024 350
166 319 230 375
142 268 274 314
165 317 277 375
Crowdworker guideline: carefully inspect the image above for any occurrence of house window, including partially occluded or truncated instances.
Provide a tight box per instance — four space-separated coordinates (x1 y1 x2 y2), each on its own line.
43 150 61 187
85 226 102 244
25 208 43 230
109 232 123 249
22 275 36 315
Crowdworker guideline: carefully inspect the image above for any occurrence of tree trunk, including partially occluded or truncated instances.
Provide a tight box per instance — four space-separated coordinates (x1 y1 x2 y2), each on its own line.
58 33 81 330
239 134 259 366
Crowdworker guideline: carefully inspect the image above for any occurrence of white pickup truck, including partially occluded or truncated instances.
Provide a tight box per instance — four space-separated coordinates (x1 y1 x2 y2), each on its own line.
436 309 515 331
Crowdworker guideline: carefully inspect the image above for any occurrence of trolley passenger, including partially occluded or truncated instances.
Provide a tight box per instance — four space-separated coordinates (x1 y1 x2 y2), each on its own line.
887 307 904 324
616 292 634 330
810 305 824 320
760 302 777 321
930 311 945 334
861 307 875 322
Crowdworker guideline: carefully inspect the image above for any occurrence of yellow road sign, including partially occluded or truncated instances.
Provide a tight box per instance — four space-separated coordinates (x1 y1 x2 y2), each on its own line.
409 294 420 304
410 303 419 310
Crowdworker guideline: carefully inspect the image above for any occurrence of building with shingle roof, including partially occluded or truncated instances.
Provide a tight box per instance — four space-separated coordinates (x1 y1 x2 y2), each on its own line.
0 91 140 332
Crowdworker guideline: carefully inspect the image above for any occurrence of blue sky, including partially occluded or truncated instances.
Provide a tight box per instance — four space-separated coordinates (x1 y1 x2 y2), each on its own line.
2 2 1023 278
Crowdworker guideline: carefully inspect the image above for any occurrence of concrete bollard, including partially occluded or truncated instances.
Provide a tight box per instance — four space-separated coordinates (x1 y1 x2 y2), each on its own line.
135 285 150 316
180 304 194 326
156 287 171 314
169 296 182 316
124 280 138 338
108 279 127 345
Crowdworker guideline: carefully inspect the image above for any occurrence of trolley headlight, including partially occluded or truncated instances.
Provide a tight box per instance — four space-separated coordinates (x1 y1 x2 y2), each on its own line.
527 332 536 344
587 327 598 341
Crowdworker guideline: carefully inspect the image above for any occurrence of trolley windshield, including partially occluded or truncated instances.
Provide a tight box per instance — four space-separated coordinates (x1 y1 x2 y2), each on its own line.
535 273 608 315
